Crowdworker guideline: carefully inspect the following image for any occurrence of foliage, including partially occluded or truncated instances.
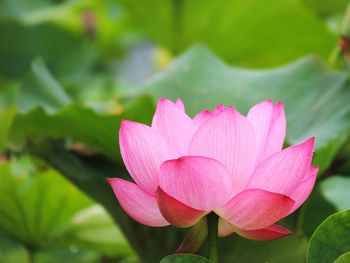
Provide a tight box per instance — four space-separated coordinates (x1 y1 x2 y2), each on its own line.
160 254 213 263
0 156 134 262
307 210 350 263
1 0 350 262
121 0 335 67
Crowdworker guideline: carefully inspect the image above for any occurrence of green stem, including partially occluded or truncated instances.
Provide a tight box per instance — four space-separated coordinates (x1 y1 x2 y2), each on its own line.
207 213 219 262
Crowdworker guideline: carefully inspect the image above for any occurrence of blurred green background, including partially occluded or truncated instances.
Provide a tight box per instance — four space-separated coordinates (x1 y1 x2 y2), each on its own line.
1 0 350 262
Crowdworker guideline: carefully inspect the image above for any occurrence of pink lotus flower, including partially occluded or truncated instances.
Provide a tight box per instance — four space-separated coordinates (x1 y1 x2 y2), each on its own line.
108 98 317 240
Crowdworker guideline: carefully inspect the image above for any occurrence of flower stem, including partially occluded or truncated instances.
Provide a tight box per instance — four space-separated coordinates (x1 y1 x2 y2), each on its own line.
207 213 219 262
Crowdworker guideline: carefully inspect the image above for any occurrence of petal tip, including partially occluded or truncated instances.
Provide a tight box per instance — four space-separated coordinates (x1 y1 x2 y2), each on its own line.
119 120 134 143
305 137 315 151
120 119 137 130
221 106 240 117
275 101 283 106
120 119 128 128
175 98 185 111
274 101 284 111
214 104 225 112
251 99 272 108
106 177 125 188
294 137 315 152
158 97 174 106
272 102 285 120
283 228 292 235
106 177 114 184
308 165 319 176
175 98 184 104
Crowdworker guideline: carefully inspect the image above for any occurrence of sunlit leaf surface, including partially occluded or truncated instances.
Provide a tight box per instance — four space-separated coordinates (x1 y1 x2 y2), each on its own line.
307 210 350 263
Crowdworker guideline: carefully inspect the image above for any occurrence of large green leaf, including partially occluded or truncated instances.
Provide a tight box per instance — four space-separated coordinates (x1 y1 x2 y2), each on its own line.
0 21 95 80
160 254 212 263
334 252 350 263
67 205 134 257
19 58 71 114
307 210 350 263
0 156 133 260
121 0 335 67
10 96 155 160
9 59 155 160
138 46 350 171
0 158 92 249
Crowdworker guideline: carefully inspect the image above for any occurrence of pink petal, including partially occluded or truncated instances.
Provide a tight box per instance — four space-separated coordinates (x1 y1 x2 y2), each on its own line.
287 166 318 215
107 178 169 227
152 98 196 155
216 189 294 230
236 224 292 241
175 98 185 112
247 138 314 195
247 100 286 163
159 156 233 211
218 218 291 240
156 187 207 228
189 108 257 194
119 120 176 192
193 110 212 127
213 104 225 114
193 104 226 127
